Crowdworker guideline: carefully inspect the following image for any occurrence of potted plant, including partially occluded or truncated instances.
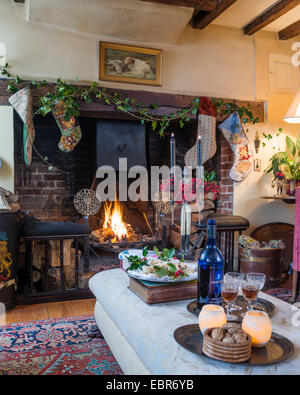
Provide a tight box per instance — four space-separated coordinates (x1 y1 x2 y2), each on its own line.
265 135 300 196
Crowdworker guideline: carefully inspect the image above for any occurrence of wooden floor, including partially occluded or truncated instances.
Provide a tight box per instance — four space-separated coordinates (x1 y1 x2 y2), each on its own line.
5 298 96 324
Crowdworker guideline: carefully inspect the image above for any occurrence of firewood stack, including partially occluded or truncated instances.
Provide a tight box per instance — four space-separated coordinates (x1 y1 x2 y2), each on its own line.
31 240 81 291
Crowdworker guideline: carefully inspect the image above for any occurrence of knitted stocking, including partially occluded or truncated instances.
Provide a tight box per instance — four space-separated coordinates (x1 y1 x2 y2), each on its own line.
9 87 35 165
185 97 217 167
219 111 253 182
52 101 82 153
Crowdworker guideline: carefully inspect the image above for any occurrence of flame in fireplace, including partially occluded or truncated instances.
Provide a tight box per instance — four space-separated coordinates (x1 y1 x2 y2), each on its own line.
103 200 128 242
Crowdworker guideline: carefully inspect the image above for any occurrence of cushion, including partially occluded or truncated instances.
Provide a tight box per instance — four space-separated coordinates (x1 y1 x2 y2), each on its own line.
21 216 90 237
197 213 249 230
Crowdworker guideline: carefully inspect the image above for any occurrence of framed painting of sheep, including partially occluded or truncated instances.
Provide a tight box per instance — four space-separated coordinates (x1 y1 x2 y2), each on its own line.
99 42 162 86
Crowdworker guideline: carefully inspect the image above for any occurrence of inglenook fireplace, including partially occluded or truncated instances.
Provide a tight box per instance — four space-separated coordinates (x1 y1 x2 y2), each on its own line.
6 81 264 301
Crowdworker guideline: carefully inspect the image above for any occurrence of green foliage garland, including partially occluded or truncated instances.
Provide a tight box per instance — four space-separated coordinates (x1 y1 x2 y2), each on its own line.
0 62 259 139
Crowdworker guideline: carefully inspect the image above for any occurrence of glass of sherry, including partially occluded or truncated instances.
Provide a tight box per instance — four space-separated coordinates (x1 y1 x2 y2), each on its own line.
242 280 260 312
221 281 239 321
224 272 245 311
246 273 266 310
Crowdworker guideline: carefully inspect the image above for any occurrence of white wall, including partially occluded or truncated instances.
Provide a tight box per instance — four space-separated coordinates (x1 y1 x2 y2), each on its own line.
0 106 14 192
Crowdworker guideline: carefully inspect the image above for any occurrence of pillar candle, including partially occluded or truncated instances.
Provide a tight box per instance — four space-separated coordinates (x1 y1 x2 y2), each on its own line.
170 133 176 191
197 135 202 167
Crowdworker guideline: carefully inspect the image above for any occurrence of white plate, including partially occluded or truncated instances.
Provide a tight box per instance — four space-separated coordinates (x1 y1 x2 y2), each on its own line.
127 262 197 283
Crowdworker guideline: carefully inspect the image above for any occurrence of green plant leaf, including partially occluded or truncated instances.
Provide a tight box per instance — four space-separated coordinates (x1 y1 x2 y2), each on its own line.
296 134 300 154
142 247 148 257
286 136 296 156
168 262 177 273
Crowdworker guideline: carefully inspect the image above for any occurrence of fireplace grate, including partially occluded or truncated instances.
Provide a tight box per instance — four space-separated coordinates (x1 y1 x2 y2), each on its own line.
90 226 166 252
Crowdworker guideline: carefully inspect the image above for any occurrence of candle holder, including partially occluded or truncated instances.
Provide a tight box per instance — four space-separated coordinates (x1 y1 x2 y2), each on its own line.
242 310 272 348
198 304 227 335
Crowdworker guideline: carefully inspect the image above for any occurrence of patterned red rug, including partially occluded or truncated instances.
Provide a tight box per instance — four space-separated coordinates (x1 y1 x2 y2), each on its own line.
0 316 123 375
265 288 300 303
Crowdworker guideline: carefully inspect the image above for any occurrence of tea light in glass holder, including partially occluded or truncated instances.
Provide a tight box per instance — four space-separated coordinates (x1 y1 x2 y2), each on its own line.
242 310 272 348
198 305 227 335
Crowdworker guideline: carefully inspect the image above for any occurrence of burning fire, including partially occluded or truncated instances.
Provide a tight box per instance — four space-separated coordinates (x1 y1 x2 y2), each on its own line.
103 200 128 242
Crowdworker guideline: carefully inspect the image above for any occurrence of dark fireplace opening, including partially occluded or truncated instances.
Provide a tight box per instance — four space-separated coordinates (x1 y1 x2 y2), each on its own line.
14 113 214 221
13 110 228 229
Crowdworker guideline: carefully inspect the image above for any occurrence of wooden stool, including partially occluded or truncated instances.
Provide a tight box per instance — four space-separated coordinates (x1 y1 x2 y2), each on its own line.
196 213 249 273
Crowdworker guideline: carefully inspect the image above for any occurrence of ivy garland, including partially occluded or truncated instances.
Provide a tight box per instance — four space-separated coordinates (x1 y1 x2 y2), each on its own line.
0 62 260 139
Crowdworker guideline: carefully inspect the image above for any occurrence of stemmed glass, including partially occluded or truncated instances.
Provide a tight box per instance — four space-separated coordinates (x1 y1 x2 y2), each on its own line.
221 280 240 321
224 272 245 311
241 279 260 313
247 273 266 310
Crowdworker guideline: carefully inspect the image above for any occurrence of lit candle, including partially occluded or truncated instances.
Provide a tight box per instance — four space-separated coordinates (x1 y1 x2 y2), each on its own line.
170 133 176 186
169 133 176 225
197 135 202 167
196 136 203 225
198 304 227 335
242 311 272 348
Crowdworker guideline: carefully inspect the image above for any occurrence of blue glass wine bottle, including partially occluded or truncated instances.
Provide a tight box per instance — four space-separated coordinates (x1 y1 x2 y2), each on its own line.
197 219 224 310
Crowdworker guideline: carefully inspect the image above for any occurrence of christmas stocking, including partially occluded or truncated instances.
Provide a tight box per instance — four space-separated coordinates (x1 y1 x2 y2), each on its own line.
219 111 253 182
52 101 82 153
185 97 217 167
9 87 35 165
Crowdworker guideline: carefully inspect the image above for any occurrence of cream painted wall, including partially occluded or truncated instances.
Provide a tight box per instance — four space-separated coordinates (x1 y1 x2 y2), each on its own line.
233 32 300 232
0 106 14 192
0 0 299 230
0 1 255 100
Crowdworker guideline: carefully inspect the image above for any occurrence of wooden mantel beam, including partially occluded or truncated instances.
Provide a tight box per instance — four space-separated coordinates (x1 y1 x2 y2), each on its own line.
139 0 219 10
244 0 300 36
278 19 300 39
190 0 237 30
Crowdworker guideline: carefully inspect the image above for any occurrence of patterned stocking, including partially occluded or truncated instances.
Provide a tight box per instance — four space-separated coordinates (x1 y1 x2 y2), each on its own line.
52 101 82 153
219 111 253 182
9 87 35 165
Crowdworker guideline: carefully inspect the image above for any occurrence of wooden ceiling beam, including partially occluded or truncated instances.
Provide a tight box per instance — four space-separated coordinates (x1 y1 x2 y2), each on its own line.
139 0 219 11
244 0 300 36
278 19 300 39
190 0 237 30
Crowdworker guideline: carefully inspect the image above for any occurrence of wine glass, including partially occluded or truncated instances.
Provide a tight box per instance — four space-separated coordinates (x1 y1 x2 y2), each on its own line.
241 279 260 313
247 273 265 291
224 272 245 311
247 273 266 310
221 280 239 321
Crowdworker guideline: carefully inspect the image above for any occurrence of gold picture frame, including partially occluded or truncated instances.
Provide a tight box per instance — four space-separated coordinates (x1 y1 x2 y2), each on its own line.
99 42 162 87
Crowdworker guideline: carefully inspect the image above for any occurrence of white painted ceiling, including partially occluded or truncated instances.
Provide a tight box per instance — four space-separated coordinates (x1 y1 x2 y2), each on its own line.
26 0 193 45
24 0 300 44
213 0 300 32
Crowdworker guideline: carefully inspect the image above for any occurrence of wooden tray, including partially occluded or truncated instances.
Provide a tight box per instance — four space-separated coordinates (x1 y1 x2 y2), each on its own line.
187 296 276 322
174 324 295 366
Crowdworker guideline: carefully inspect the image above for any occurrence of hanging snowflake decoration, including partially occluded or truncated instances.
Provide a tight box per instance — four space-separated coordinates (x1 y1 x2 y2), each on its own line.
73 189 101 216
